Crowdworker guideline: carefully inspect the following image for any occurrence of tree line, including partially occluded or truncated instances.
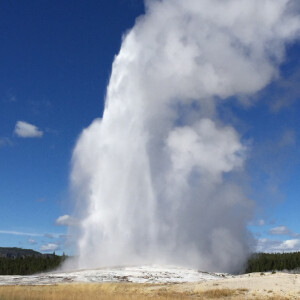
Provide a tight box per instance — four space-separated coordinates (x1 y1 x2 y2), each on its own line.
1 250 300 275
246 252 300 273
0 253 67 275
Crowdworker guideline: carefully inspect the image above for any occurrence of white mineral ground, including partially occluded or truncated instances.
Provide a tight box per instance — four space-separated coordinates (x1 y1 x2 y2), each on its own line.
0 265 299 299
0 265 230 285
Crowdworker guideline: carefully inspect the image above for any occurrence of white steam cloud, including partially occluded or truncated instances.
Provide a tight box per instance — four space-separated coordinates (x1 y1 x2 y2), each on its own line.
70 0 299 273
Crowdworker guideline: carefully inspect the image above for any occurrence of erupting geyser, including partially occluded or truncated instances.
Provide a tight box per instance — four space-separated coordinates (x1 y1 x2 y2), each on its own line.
70 0 300 273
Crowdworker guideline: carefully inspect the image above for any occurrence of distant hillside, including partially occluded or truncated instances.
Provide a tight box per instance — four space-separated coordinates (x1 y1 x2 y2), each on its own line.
0 248 66 275
0 247 43 259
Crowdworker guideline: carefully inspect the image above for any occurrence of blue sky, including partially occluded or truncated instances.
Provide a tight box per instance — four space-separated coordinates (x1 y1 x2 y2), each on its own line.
0 0 145 254
0 0 300 255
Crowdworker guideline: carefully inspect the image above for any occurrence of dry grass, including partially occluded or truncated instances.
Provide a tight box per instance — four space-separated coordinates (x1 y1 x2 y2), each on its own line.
0 283 294 300
263 297 290 300
200 288 237 298
0 283 170 300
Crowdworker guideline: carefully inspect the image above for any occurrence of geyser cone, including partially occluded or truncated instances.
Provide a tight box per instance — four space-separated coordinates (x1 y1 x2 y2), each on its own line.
70 0 300 273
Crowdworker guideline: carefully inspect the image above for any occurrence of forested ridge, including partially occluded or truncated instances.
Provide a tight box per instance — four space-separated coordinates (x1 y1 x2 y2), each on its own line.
0 247 41 258
246 252 300 273
0 247 67 275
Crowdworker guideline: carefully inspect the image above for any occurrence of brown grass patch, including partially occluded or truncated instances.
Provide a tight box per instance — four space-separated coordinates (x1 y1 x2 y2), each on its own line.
200 288 237 298
0 284 293 300
0 284 177 300
263 297 290 300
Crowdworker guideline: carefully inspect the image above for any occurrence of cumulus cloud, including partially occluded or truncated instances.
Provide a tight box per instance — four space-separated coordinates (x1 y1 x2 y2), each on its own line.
55 215 78 226
279 239 300 250
39 243 59 252
14 121 43 138
257 238 300 252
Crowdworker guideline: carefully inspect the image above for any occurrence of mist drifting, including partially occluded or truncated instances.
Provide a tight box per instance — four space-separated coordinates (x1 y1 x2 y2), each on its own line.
70 0 299 273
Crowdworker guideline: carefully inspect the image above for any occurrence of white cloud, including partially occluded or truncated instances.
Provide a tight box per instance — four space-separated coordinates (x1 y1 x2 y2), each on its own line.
257 219 265 226
278 239 300 251
27 238 37 245
269 226 293 236
257 238 300 253
39 243 59 252
0 229 61 238
14 121 43 138
55 215 78 226
0 230 43 237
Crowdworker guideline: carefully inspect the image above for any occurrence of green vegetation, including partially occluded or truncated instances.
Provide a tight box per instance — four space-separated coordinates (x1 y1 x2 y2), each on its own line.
246 252 300 273
0 247 67 275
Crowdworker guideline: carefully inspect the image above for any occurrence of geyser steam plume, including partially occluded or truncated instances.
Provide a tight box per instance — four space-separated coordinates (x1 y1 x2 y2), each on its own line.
71 0 299 272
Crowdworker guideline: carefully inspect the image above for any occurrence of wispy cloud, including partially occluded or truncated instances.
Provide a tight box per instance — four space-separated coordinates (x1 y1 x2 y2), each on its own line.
249 219 265 226
268 225 299 237
44 233 54 239
278 130 296 148
39 243 59 252
14 121 43 138
36 197 46 203
2 89 17 103
0 137 13 147
257 219 265 226
0 229 62 239
55 215 78 226
269 226 292 236
267 67 300 113
0 230 43 237
29 99 51 115
27 238 37 245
